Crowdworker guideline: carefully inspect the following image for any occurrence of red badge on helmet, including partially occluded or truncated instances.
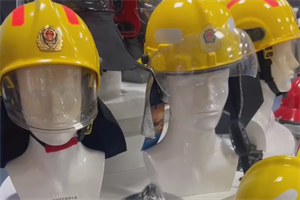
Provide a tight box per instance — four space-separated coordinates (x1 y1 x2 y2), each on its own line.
203 29 216 44
199 26 221 53
37 25 63 52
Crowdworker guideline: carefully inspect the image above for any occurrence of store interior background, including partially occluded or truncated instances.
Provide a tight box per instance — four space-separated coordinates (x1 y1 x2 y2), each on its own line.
0 0 298 188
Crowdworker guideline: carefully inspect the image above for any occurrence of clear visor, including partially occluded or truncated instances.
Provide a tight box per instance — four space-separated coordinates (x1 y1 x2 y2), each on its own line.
1 65 98 133
269 39 300 79
135 0 162 24
148 27 258 100
290 38 300 75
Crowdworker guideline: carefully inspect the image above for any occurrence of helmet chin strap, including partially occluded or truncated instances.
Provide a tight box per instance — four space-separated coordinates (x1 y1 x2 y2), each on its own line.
230 50 286 180
257 50 287 98
29 123 93 153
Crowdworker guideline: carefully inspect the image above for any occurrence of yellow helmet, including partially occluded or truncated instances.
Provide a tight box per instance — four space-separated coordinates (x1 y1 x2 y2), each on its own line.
145 0 238 60
0 0 100 132
0 0 100 91
235 156 300 200
223 0 300 53
139 0 259 113
144 0 257 74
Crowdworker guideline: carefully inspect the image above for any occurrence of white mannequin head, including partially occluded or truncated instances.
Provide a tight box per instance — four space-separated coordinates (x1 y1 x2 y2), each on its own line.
166 69 230 132
16 65 83 145
271 40 299 92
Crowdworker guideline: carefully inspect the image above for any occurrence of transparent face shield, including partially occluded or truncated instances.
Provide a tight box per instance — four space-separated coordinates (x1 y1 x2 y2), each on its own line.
266 39 300 94
290 38 300 75
1 65 98 133
140 27 258 138
135 0 163 24
151 28 257 101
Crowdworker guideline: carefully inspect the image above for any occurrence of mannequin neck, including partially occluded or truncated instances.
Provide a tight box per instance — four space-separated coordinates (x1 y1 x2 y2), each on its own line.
27 131 79 157
252 80 276 132
25 131 80 177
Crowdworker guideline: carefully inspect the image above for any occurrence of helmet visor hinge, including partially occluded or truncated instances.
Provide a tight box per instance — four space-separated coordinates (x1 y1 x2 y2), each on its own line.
244 27 266 43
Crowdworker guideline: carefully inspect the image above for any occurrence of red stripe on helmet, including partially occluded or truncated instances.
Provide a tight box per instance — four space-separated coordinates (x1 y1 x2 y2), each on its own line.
262 0 279 7
227 0 279 9
61 5 79 25
12 5 25 26
226 0 240 9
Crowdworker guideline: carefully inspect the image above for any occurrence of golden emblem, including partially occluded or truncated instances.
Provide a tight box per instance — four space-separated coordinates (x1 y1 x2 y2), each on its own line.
37 25 63 52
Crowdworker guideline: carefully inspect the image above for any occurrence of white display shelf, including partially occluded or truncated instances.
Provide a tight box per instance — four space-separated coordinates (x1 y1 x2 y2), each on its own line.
0 170 242 200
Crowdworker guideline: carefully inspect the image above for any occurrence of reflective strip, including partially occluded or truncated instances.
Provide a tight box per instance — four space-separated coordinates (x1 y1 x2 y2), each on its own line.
12 5 25 27
61 5 79 25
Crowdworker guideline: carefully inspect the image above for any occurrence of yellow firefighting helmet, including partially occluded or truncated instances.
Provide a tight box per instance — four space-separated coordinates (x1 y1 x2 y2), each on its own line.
0 0 100 88
223 0 300 53
145 0 257 72
0 0 100 132
143 0 258 99
235 156 300 200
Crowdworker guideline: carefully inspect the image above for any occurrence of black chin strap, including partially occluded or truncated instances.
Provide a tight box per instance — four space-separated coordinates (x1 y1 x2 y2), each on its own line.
228 77 251 175
257 50 287 97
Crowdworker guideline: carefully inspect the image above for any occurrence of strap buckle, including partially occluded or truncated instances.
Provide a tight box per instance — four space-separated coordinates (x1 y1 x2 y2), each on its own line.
77 121 94 141
264 47 273 59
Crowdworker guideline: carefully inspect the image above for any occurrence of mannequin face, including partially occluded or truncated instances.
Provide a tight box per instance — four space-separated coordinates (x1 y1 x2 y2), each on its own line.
271 41 299 92
17 65 83 134
167 69 230 132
